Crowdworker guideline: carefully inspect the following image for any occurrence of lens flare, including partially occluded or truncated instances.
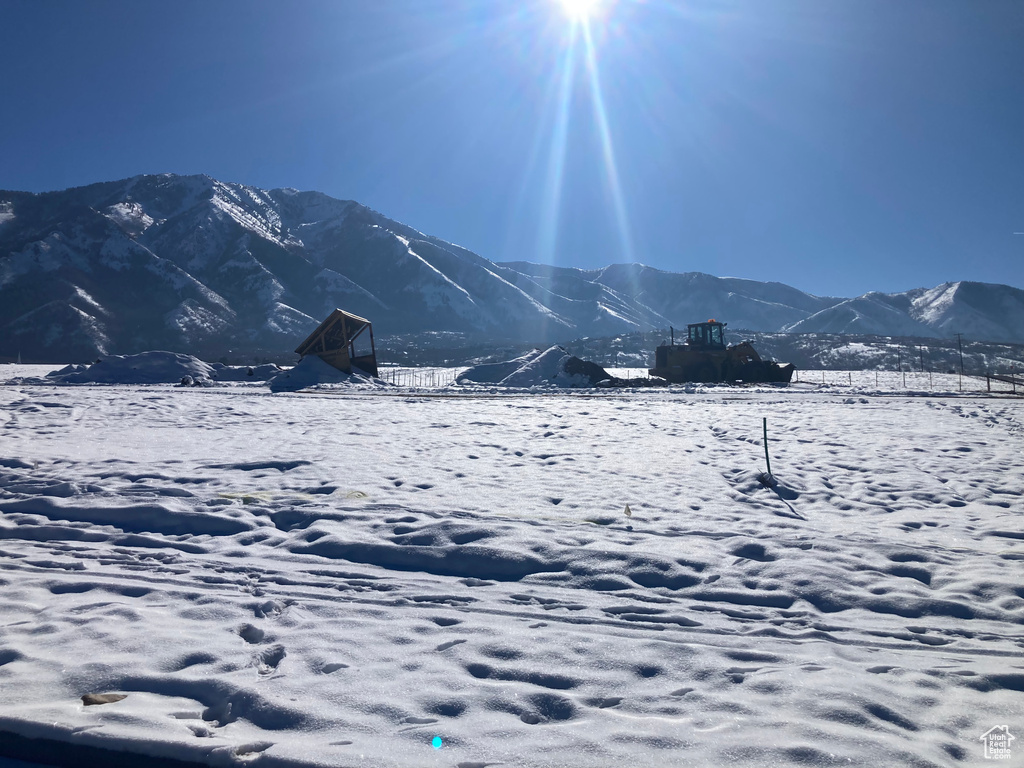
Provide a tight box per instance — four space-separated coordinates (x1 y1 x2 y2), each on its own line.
554 0 603 21
536 25 579 265
581 22 634 262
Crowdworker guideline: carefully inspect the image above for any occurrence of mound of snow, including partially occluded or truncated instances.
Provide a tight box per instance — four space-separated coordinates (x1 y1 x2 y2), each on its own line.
501 346 579 387
47 351 215 384
269 354 380 392
458 346 610 388
209 362 282 381
455 349 545 384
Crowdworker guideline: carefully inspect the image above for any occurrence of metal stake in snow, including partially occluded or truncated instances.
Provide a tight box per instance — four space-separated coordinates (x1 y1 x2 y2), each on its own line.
763 418 773 479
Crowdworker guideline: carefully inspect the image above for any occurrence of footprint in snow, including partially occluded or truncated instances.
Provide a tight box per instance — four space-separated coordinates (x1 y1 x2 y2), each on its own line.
238 624 265 644
234 742 273 757
401 716 438 725
255 644 286 675
585 696 622 709
254 599 287 619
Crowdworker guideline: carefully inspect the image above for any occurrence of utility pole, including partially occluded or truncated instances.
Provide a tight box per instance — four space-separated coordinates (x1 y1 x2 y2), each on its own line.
955 333 964 392
919 345 925 372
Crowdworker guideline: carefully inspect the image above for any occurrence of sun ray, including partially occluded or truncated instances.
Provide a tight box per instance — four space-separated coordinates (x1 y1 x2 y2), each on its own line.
536 24 580 265
581 20 634 263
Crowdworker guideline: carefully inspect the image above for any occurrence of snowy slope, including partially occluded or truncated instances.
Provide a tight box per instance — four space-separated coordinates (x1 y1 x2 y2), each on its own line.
2 174 1023 362
783 292 937 337
0 175 580 359
908 282 1024 344
0 379 1022 767
784 283 1024 344
0 197 235 360
589 263 836 330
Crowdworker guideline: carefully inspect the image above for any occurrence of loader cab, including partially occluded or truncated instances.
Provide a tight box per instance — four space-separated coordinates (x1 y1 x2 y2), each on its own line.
687 320 727 349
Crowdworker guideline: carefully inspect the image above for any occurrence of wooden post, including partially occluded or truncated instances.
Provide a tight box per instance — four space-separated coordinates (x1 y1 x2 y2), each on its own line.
763 418 772 478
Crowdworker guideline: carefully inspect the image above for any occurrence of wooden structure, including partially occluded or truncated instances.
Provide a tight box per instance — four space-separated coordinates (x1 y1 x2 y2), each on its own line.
295 309 378 377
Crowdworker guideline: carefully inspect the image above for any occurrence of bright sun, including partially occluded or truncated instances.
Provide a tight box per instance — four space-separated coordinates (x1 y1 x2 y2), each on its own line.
554 0 603 21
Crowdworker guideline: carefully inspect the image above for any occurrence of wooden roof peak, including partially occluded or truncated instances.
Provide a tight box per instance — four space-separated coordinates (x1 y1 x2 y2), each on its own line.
295 308 373 356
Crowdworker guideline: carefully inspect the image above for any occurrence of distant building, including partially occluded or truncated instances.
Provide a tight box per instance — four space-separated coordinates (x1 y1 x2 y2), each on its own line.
295 309 378 377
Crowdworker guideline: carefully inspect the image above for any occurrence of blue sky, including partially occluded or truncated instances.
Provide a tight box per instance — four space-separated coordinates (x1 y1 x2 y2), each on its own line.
1 0 1021 297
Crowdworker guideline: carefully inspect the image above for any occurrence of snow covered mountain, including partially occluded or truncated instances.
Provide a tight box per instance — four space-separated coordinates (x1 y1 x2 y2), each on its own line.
1 174 1021 360
500 262 837 333
0 175 570 360
783 282 1024 344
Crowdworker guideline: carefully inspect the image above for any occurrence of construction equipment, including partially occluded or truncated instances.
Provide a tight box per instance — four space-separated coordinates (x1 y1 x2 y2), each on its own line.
648 320 795 384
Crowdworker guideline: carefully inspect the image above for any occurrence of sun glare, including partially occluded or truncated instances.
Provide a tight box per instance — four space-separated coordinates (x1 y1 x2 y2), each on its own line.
554 0 602 22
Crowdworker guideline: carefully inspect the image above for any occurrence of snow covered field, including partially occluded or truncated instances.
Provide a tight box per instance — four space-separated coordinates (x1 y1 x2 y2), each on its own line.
1 365 1022 767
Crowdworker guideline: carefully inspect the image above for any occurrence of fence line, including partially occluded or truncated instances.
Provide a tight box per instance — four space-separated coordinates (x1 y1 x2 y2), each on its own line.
376 366 1020 393
378 367 459 388
984 372 1021 395
792 369 1021 393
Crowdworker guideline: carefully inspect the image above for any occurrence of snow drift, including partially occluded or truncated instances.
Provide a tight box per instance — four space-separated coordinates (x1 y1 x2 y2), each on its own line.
209 362 283 382
457 346 611 388
47 351 216 384
268 354 381 392
44 352 282 385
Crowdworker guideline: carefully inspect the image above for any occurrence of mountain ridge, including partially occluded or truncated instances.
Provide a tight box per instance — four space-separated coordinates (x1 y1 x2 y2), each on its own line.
1 173 1022 360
